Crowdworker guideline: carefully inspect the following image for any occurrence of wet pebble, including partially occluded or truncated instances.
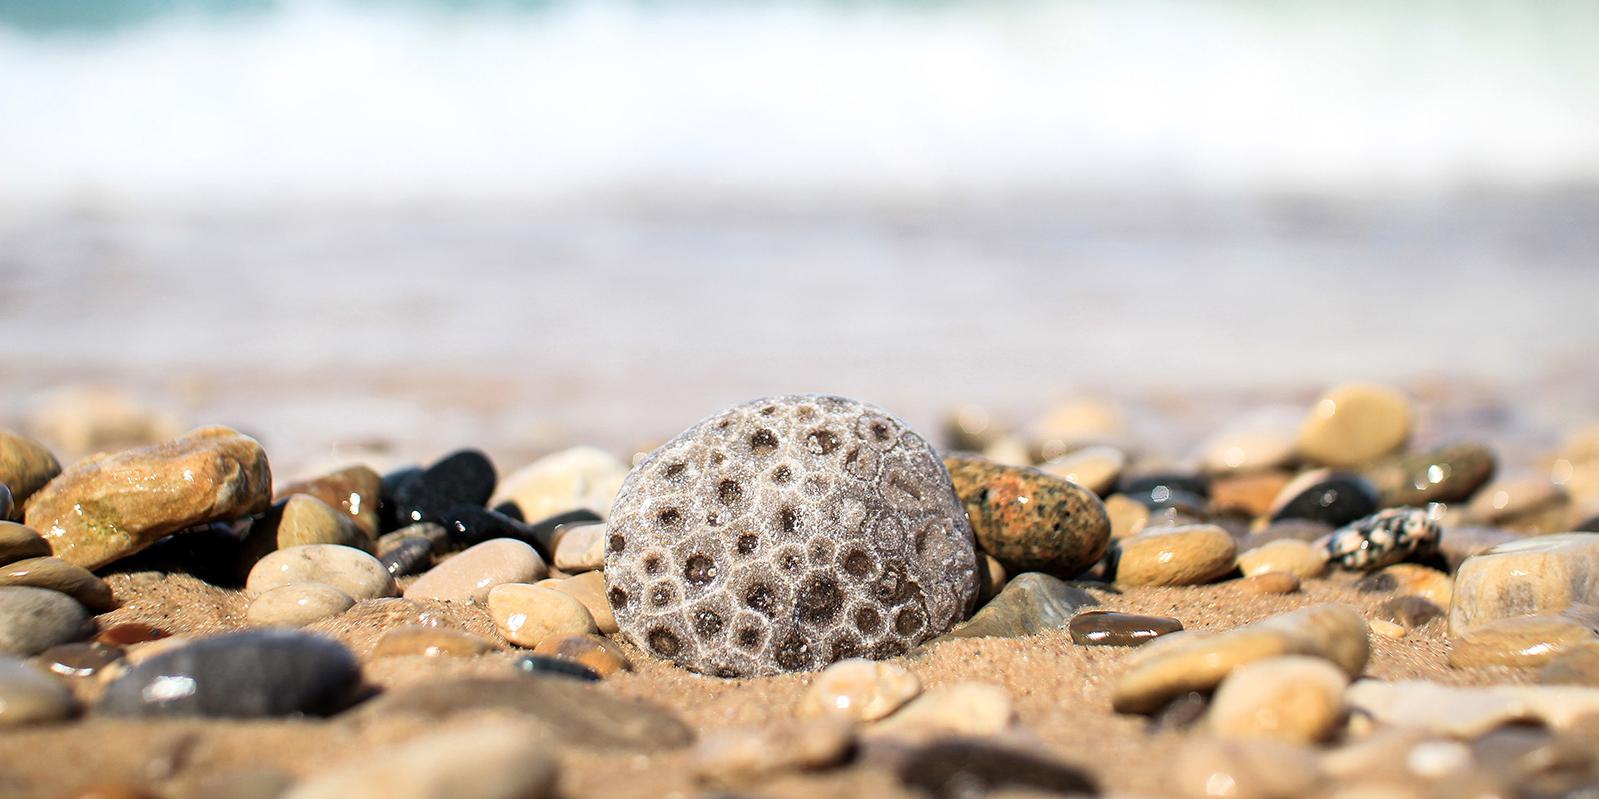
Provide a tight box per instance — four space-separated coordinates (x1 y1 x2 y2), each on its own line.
1449 608 1599 668
531 633 630 677
0 429 62 513
1208 655 1348 743
246 544 396 601
798 658 921 722
510 653 601 682
1467 476 1570 533
487 583 597 648
551 521 605 572
282 720 557 799
1037 444 1125 495
388 449 497 527
1357 563 1454 607
1379 596 1445 629
371 625 497 658
894 738 1097 799
1172 738 1323 799
275 464 383 537
1119 472 1211 513
246 582 355 628
38 642 124 678
1295 382 1413 468
1068 610 1183 647
95 623 167 647
0 585 89 656
1363 442 1496 508
867 682 1013 741
1114 524 1237 586
99 629 360 718
1237 538 1327 579
404 538 546 604
0 521 51 565
1449 533 1599 637
535 571 616 634
241 494 370 567
1237 572 1301 595
377 536 433 578
1268 469 1379 527
491 445 628 523
1199 408 1301 475
944 454 1110 576
0 556 115 611
694 717 854 781
1210 471 1294 518
0 655 76 726
938 572 1097 641
441 505 542 551
1318 507 1440 572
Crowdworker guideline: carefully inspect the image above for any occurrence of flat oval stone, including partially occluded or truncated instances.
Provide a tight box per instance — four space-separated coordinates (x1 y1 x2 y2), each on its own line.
1103 494 1150 540
1237 539 1327 579
488 583 596 648
491 445 629 523
390 449 497 526
532 633 630 677
377 536 433 578
404 538 546 604
551 522 605 572
1295 382 1413 467
866 682 1013 741
275 464 383 537
246 583 355 628
38 642 123 678
1114 524 1237 586
536 571 616 634
371 625 497 658
281 720 556 799
246 544 396 601
24 426 272 569
1450 533 1599 637
95 623 167 647
0 655 76 726
1318 507 1440 572
945 454 1110 576
1068 610 1182 647
1267 469 1378 527
510 653 600 682
1449 608 1599 668
1237 572 1300 595
0 556 115 611
1363 442 1497 508
0 429 62 512
938 572 1098 641
797 657 920 722
0 586 89 656
98 630 360 718
0 521 51 565
1037 445 1125 496
1208 655 1348 743
1210 471 1294 518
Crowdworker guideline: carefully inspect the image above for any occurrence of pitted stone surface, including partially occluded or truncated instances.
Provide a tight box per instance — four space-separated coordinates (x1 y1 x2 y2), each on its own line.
605 394 978 677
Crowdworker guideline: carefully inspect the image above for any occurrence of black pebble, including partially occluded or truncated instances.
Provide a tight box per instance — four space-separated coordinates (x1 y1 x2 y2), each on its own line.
379 466 424 531
1119 472 1211 500
0 482 12 520
895 739 1097 799
390 450 497 526
444 504 545 554
378 536 434 577
110 522 247 587
492 501 525 522
98 630 361 718
524 509 603 552
511 654 600 682
1271 473 1378 527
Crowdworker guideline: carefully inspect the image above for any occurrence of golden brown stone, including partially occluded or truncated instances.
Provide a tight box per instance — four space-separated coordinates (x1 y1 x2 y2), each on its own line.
944 455 1110 576
1210 470 1293 518
0 557 114 611
1237 572 1301 595
533 633 631 677
0 429 61 518
1295 382 1413 468
1115 524 1237 586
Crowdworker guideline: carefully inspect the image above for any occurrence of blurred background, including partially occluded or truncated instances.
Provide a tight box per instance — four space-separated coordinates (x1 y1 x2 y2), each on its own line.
2 0 1597 473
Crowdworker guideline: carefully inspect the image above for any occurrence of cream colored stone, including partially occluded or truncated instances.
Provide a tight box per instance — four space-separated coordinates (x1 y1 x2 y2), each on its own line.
797 658 922 723
1032 398 1127 459
246 583 355 628
491 446 628 522
246 544 396 601
1115 524 1238 586
693 718 853 781
1369 563 1453 608
1237 539 1327 579
282 720 556 799
1448 608 1599 668
1295 383 1413 468
1038 445 1125 495
1199 408 1301 474
1237 572 1301 595
980 436 1032 467
1370 619 1406 639
1209 655 1348 743
487 583 597 648
1449 533 1599 637
405 539 546 604
1171 737 1322 799
551 523 605 573
534 571 615 634
866 682 1013 740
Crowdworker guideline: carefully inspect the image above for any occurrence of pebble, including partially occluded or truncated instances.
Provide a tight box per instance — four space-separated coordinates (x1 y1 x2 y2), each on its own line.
1438 524 1520 572
1198 408 1301 474
532 633 630 676
1295 382 1414 467
1237 538 1327 579
282 720 557 799
246 583 356 628
275 464 383 537
797 658 921 722
522 508 601 553
38 642 123 677
694 717 854 781
1318 507 1440 572
99 629 361 718
246 544 397 601
1171 737 1322 799
24 426 272 569
1539 641 1599 686
377 536 433 578
1448 608 1599 668
1342 679 1599 737
1357 562 1454 607
405 538 546 604
371 625 497 658
1449 533 1599 637
1267 469 1379 527
1037 444 1125 495
1207 655 1349 743
976 552 1007 603
1114 524 1237 586
1237 572 1300 595
0 556 115 611
487 583 597 647
0 429 62 513
551 521 605 572
0 655 76 726
1119 472 1211 513
1210 471 1294 518
1363 442 1497 508
388 449 497 526
939 572 1098 641
1112 604 1369 714
0 483 9 521
510 653 600 681
241 494 370 567
0 585 89 656
537 571 617 634
945 454 1110 576
867 681 1013 740
1468 725 1596 795
95 622 167 647
893 739 1096 799
1467 476 1570 532
1378 596 1445 629
1031 398 1127 458
0 521 51 565
1369 619 1406 639
1240 518 1335 548
1069 610 1183 647
436 505 542 551
1104 493 1151 539
492 445 628 522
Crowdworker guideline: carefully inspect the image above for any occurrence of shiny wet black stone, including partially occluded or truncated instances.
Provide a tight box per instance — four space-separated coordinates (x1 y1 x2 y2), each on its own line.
98 630 360 718
444 505 543 554
378 536 433 577
895 739 1097 799
524 509 603 552
492 501 525 521
39 642 124 678
511 654 600 682
1271 473 1378 526
1120 472 1211 500
0 482 12 520
389 450 497 526
1068 610 1183 646
379 466 424 531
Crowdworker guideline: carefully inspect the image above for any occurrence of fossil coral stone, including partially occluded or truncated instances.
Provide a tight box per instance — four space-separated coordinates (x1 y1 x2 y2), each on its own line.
605 394 978 677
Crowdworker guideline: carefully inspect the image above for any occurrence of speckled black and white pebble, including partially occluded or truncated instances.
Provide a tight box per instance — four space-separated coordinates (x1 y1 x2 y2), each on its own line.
1317 507 1440 571
605 394 978 677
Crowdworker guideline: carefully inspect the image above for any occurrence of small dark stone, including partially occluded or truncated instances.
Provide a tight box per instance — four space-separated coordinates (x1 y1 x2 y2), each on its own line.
1148 691 1210 732
98 630 360 718
1364 443 1497 508
1379 596 1445 628
377 536 433 577
524 508 604 552
511 654 601 682
1068 610 1183 647
0 483 11 521
379 466 424 531
895 738 1097 799
390 450 497 526
938 573 1098 642
95 623 168 647
442 505 543 555
39 642 124 677
1577 514 1599 534
492 501 525 521
1120 472 1212 501
111 522 247 586
1269 471 1378 527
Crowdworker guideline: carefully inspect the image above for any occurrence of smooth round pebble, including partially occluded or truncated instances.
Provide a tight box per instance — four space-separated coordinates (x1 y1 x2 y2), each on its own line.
388 449 498 527
1449 533 1599 637
797 658 921 722
1363 443 1496 508
536 571 616 634
1104 494 1151 540
99 629 360 718
1237 539 1327 579
275 464 383 537
1369 619 1407 639
1068 611 1183 647
0 556 115 611
404 538 546 604
1318 507 1440 572
694 718 854 780
0 585 89 656
1238 572 1301 595
1208 655 1349 743
371 626 497 658
551 522 605 573
1210 471 1294 518
487 583 597 648
1296 382 1413 468
945 454 1109 576
1268 469 1379 527
0 521 51 565
1115 524 1237 586
246 583 355 628
246 544 396 601
866 682 1013 740
1037 445 1125 496
1199 408 1301 474
0 655 76 726
0 429 62 512
532 634 631 677
281 720 556 799
38 642 123 678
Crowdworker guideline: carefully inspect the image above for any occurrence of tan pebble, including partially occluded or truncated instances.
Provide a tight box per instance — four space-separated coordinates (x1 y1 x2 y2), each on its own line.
1449 533 1599 637
532 634 630 677
0 556 115 611
1467 476 1569 529
534 571 615 634
1369 619 1406 639
0 522 52 566
487 583 597 648
1448 608 1599 668
1208 655 1348 743
282 719 556 799
1031 398 1127 459
246 583 354 628
490 446 628 523
1210 471 1294 518
0 429 62 514
275 464 383 537
1199 408 1302 475
1104 494 1150 540
1320 727 1431 783
1366 563 1453 607
1171 737 1322 799
240 495 370 568
1115 524 1238 586
1237 539 1327 579
797 658 922 722
551 523 605 573
246 544 396 601
371 626 496 658
0 655 76 726
1295 382 1413 468
980 436 1032 467
1037 445 1125 495
976 553 1008 603
693 717 853 781
867 682 1012 740
1238 572 1300 595
1540 640 1599 686
404 538 546 604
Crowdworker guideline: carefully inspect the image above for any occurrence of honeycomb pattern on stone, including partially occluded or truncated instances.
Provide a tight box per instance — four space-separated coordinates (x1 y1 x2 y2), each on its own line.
605 394 979 677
